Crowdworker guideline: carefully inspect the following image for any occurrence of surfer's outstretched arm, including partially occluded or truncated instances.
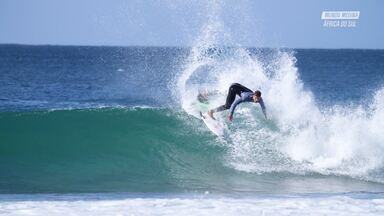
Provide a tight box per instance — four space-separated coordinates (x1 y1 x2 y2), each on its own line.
228 98 243 121
258 98 267 119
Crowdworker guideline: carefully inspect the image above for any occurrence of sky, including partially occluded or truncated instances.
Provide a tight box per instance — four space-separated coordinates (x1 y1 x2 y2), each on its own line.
0 0 383 49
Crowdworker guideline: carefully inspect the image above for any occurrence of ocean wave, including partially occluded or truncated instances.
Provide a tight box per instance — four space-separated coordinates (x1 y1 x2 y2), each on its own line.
175 6 384 184
1 108 383 194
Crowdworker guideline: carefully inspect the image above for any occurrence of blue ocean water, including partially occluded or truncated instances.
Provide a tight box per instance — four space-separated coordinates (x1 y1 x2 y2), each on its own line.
1 44 384 214
0 45 187 111
1 46 383 110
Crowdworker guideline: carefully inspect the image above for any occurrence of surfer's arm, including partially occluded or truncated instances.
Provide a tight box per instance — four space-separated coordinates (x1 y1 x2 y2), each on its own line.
258 99 267 119
229 98 243 118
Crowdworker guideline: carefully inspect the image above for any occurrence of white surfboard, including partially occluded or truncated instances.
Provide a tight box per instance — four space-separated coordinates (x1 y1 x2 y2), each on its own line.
200 111 225 137
192 92 227 137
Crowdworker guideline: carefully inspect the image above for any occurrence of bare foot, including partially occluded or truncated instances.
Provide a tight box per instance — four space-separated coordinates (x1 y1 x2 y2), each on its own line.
208 110 216 120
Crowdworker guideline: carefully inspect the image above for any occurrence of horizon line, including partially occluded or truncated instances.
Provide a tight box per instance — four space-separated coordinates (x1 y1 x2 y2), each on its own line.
0 43 383 51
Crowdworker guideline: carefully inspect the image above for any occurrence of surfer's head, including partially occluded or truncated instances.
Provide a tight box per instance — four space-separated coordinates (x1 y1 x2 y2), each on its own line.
253 90 261 102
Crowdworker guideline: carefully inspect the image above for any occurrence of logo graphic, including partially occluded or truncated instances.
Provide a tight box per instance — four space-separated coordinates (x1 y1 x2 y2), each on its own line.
321 11 360 28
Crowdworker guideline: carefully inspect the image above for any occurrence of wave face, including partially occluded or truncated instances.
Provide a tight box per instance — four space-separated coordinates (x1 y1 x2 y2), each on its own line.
0 108 305 193
0 108 225 193
1 108 384 194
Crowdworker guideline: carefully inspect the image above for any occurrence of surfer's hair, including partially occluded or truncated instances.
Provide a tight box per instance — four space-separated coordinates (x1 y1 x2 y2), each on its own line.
255 90 261 97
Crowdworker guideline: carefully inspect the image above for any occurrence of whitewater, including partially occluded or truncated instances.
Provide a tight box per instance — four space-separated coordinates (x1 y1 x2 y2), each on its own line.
1 193 384 216
176 3 384 183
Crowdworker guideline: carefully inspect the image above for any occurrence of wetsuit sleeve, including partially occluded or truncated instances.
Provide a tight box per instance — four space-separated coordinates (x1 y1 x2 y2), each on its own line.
259 98 267 118
229 97 243 116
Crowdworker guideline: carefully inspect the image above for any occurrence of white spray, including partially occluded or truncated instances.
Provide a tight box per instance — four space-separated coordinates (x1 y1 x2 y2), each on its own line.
176 1 384 182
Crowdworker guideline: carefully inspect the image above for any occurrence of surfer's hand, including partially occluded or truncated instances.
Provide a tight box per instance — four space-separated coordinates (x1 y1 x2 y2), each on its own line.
228 115 233 121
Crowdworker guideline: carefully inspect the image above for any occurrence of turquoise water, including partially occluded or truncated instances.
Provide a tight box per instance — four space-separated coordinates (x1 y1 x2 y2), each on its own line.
0 108 221 193
1 107 384 194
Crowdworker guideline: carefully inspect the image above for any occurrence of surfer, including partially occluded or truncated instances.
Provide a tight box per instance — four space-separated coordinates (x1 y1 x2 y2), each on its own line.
208 83 267 121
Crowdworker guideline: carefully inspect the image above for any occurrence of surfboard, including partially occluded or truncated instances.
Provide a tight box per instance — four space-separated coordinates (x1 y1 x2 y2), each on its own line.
194 92 226 137
199 111 225 137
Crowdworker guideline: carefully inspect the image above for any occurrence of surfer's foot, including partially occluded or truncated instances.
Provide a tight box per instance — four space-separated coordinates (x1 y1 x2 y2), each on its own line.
208 110 216 120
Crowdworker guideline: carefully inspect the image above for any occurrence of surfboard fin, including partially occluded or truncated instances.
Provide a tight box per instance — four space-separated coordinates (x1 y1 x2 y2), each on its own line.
199 111 206 119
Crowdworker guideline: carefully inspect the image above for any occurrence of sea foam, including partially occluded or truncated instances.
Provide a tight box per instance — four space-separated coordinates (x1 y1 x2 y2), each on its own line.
176 1 384 183
1 194 383 216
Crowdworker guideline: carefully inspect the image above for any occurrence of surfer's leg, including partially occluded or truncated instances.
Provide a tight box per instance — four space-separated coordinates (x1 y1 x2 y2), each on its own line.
214 84 238 111
224 84 239 109
208 84 238 119
208 105 226 119
212 105 227 112
232 83 253 95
